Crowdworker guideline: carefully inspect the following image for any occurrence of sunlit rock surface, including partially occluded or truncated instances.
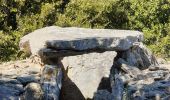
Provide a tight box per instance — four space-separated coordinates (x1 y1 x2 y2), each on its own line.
0 59 42 99
24 82 43 100
20 26 143 55
60 51 116 99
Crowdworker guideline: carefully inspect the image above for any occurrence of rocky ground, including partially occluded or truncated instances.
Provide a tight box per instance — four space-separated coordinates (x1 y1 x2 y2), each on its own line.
0 57 169 100
0 58 43 99
117 60 170 100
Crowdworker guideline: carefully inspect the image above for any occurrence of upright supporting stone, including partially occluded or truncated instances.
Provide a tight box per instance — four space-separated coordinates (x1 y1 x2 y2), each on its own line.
41 65 62 100
121 42 158 69
111 69 124 100
60 51 117 99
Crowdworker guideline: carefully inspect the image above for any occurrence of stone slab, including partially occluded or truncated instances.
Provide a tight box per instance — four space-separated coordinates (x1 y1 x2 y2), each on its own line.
20 26 143 55
60 51 117 99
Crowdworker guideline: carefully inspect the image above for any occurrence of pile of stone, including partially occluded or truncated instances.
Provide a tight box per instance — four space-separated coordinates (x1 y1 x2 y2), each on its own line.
0 59 42 99
1 26 169 100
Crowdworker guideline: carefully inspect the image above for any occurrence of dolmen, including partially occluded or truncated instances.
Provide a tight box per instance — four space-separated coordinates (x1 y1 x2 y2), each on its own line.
20 26 163 100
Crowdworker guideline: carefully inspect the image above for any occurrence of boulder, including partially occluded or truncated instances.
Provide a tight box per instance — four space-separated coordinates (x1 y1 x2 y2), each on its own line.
93 90 113 100
0 82 24 100
20 26 143 55
17 75 40 86
60 51 116 99
0 78 21 84
0 85 21 100
41 65 62 100
121 42 158 69
24 83 43 100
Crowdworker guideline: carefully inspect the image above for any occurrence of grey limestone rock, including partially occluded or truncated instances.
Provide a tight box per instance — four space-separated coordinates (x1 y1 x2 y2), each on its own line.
41 65 62 100
20 26 143 55
18 26 166 100
24 82 43 100
121 42 158 69
0 81 24 100
17 75 40 86
60 51 116 99
93 90 113 100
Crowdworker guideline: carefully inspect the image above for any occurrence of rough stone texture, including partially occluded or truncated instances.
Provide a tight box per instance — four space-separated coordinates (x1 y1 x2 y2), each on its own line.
0 59 42 79
111 58 170 100
17 75 39 86
4 26 170 100
0 85 23 99
93 90 113 100
111 69 124 100
20 26 143 55
121 42 158 69
24 82 43 100
60 51 116 99
127 80 170 100
0 59 42 99
0 78 24 100
0 78 21 84
41 65 62 100
39 48 109 59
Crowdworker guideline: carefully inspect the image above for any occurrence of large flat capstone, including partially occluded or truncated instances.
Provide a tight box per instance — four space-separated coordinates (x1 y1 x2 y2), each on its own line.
20 26 143 55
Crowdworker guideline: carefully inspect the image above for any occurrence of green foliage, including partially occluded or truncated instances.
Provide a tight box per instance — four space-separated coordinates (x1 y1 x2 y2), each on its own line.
0 0 64 62
56 0 170 58
0 31 21 61
0 0 170 62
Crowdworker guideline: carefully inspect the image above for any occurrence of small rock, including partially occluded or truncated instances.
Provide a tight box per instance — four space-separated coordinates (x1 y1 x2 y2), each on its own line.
24 83 43 100
0 83 24 99
122 42 158 69
2 83 24 93
41 65 61 100
17 75 40 86
94 90 113 100
147 70 168 81
25 64 41 75
149 66 160 71
0 78 21 84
